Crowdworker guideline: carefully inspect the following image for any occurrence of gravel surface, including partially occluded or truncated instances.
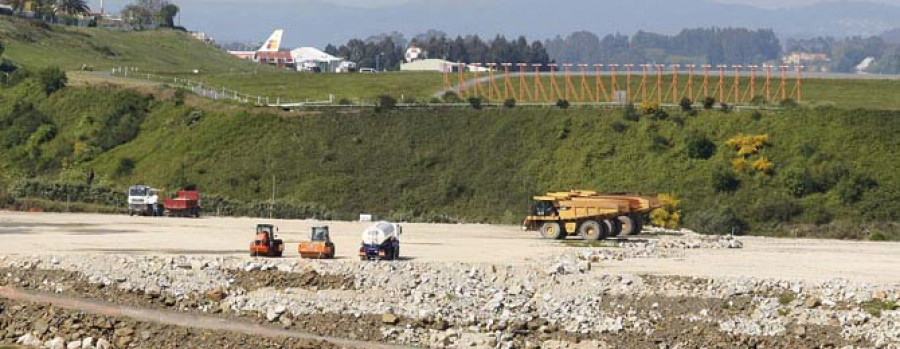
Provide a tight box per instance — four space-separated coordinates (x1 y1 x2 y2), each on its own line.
1 212 899 348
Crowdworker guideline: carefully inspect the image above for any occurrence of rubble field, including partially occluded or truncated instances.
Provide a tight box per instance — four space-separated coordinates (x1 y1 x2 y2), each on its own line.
1 212 899 348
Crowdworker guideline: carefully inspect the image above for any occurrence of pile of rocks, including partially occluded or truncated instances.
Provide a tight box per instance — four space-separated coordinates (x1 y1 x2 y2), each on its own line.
3 250 900 348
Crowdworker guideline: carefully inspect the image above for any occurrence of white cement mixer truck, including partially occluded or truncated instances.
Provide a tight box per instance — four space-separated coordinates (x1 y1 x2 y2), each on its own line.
358 222 402 260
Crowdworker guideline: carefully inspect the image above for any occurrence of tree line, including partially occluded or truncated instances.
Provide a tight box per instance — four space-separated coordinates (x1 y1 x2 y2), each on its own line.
324 30 551 71
545 28 782 66
0 0 179 30
785 35 900 74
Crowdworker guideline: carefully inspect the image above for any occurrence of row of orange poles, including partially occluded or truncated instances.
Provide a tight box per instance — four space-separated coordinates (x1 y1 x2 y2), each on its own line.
444 63 805 105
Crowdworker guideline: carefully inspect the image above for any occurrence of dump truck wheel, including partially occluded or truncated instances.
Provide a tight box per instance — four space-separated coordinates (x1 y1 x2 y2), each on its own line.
605 219 623 237
619 216 643 236
579 220 607 240
627 216 644 235
539 222 564 240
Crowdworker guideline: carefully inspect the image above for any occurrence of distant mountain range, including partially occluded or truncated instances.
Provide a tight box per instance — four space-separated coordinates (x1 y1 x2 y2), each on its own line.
178 0 900 47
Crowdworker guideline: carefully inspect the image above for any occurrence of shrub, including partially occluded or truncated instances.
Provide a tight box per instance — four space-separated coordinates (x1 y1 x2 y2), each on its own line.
468 97 483 110
556 99 570 109
679 97 693 111
115 157 136 177
751 111 762 120
752 197 803 223
649 134 671 151
503 98 516 109
375 95 397 112
719 102 732 113
836 174 878 203
801 206 833 225
610 121 628 133
442 91 462 103
338 98 353 105
428 97 442 104
622 103 640 121
640 100 659 114
685 207 747 235
731 157 751 173
652 109 669 120
173 89 186 106
650 193 681 229
686 134 716 159
702 96 716 110
711 167 740 192
182 109 203 126
752 157 775 175
38 66 67 95
726 134 769 157
687 109 698 116
778 292 796 305
861 300 898 318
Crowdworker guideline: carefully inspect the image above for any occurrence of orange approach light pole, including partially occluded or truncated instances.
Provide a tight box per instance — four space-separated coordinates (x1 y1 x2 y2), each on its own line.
624 64 634 103
639 64 650 102
716 65 727 103
502 63 514 100
563 63 576 101
578 64 593 102
517 63 532 102
683 65 694 101
701 64 711 99
594 64 608 102
671 64 680 104
609 64 619 101
655 64 664 104
533 64 546 103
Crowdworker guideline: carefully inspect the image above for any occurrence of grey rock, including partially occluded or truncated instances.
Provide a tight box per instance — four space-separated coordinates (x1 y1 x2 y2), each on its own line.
45 337 66 349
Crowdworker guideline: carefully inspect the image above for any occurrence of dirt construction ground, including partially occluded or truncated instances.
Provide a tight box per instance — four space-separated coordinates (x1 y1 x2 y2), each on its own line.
1 211 898 283
1 211 900 348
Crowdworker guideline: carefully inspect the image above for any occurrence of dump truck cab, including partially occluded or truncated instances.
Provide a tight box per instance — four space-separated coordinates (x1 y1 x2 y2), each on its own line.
299 226 336 259
523 190 660 240
128 185 162 216
250 224 284 257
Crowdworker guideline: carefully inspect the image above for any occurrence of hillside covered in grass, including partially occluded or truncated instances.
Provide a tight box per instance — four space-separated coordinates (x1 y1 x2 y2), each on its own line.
0 74 897 239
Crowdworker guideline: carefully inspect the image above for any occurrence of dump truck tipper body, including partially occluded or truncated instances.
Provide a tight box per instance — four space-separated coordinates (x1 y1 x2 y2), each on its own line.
359 222 402 260
523 190 660 240
163 190 201 217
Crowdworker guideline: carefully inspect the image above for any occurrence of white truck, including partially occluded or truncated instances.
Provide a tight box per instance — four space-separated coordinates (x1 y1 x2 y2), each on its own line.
358 222 402 260
128 185 163 216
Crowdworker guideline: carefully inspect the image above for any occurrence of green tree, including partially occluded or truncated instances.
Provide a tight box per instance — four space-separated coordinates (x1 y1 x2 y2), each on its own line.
159 3 179 27
38 67 67 95
55 0 90 15
3 0 27 11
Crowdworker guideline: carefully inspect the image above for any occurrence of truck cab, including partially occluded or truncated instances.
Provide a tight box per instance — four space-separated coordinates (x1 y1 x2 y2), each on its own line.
128 185 162 216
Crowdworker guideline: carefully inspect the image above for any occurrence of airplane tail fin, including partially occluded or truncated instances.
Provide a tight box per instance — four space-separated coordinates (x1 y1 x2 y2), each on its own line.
259 29 284 52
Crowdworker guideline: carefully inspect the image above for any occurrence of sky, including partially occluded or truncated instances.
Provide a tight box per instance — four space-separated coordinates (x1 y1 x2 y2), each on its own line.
89 0 900 46
91 0 900 12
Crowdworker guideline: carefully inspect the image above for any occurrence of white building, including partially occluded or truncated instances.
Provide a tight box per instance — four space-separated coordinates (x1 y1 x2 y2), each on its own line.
400 59 456 72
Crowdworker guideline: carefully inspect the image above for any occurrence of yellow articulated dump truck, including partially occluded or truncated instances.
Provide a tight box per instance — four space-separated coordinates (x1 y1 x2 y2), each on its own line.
522 190 661 240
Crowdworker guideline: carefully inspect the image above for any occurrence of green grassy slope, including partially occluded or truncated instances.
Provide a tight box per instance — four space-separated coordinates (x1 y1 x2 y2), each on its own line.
2 79 896 238
0 18 253 72
3 17 899 108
